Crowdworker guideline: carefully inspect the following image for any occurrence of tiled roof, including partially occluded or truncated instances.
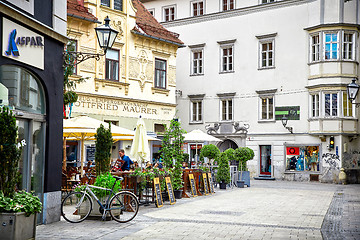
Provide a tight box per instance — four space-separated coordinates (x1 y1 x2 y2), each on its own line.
132 0 183 45
67 0 99 23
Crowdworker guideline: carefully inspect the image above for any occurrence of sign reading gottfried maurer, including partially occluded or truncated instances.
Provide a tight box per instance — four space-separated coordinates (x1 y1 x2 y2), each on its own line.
2 18 44 70
74 95 175 119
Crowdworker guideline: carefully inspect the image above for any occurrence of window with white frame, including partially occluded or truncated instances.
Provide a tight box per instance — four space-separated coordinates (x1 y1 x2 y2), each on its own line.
191 100 203 122
163 6 175 22
221 98 233 121
310 33 320 62
220 45 233 72
192 49 203 75
222 0 234 11
260 40 274 68
148 8 155 16
192 1 204 17
343 32 354 60
324 93 338 117
105 49 119 81
342 92 354 117
310 93 320 118
260 96 274 120
154 58 167 89
324 32 339 60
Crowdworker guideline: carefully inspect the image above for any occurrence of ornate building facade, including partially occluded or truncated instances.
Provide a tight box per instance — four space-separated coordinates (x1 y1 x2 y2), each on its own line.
66 0 183 160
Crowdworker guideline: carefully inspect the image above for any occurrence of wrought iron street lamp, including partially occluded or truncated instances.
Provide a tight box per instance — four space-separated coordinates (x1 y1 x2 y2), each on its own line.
346 78 360 108
281 116 293 134
63 16 118 66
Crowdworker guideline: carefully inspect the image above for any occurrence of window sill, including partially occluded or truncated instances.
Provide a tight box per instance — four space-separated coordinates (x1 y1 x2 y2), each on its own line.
219 71 235 74
258 119 276 123
284 171 320 174
189 121 203 125
258 66 275 71
308 60 359 65
152 87 170 96
309 117 358 121
94 78 129 92
190 73 204 77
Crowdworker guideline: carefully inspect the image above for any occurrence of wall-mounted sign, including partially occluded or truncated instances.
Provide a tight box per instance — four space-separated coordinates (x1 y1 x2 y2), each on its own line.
275 106 300 120
2 18 44 70
74 95 175 120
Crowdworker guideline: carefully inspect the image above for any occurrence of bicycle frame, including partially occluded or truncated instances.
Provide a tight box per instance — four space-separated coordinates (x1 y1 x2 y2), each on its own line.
80 184 118 220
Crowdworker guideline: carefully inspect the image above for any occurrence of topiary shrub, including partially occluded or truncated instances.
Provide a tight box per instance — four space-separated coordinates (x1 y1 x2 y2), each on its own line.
216 152 230 184
224 148 235 162
234 147 255 171
199 144 220 165
95 124 113 175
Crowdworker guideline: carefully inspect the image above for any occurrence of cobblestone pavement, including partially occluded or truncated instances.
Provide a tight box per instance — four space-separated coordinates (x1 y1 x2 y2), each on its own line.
36 180 360 240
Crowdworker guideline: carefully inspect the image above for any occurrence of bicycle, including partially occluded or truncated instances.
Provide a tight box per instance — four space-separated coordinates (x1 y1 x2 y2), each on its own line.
61 175 139 223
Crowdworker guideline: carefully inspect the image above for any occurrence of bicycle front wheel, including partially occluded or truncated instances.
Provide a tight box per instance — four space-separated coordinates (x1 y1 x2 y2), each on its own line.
61 191 92 223
109 191 139 223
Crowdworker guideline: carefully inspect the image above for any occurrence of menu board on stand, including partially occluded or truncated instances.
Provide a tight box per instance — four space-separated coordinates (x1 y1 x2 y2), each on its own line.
207 172 214 194
188 173 198 197
165 177 176 205
202 173 209 196
153 177 163 208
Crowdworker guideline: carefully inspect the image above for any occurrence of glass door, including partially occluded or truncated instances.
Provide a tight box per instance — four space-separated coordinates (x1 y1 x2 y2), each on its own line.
260 145 271 175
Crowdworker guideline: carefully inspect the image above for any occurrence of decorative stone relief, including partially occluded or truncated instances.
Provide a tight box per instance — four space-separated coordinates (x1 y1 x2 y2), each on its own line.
168 65 176 86
112 20 124 41
121 56 126 77
146 62 153 81
129 57 140 79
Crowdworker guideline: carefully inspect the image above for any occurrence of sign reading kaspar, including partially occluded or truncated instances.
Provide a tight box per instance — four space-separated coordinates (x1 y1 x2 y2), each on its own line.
2 18 44 70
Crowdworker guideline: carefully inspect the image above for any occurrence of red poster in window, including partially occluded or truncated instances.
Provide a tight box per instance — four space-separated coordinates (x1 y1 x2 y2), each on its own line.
286 147 299 155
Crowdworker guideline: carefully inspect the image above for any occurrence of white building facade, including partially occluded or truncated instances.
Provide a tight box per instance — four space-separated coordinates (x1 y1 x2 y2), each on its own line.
142 0 360 183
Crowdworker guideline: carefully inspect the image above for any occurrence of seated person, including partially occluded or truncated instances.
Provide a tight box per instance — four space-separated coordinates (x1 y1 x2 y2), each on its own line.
119 149 133 171
146 162 152 170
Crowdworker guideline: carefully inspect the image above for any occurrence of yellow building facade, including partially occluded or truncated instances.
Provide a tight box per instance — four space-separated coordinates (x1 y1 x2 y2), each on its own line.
66 0 183 158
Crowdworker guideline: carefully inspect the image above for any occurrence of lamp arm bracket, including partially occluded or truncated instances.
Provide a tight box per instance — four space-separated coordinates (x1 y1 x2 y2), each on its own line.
63 51 106 67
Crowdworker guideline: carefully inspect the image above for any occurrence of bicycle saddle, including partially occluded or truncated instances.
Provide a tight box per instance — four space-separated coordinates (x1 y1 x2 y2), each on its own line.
113 176 124 181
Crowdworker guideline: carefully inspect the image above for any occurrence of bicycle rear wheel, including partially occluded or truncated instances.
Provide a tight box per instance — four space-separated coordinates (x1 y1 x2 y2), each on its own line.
61 191 92 223
109 191 139 223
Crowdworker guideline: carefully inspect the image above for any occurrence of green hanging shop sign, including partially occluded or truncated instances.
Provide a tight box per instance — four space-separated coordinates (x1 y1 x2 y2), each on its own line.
275 106 300 120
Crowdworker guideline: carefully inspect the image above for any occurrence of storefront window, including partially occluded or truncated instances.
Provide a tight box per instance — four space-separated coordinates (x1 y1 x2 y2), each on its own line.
286 146 319 171
0 65 45 114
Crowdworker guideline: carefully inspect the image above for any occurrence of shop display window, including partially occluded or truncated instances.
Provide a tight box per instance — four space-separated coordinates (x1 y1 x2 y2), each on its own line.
285 146 319 172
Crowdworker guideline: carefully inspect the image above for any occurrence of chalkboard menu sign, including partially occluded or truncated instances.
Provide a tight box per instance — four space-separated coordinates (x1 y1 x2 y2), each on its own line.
153 178 163 208
189 174 198 197
202 173 209 195
86 146 96 162
165 177 176 205
207 172 214 194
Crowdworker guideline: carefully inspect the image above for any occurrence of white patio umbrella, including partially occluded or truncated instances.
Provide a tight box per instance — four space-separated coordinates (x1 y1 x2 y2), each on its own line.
130 117 150 168
183 129 222 167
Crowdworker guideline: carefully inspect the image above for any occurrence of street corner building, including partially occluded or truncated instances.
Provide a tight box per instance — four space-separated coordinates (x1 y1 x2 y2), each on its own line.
141 0 360 184
0 0 67 224
65 0 183 161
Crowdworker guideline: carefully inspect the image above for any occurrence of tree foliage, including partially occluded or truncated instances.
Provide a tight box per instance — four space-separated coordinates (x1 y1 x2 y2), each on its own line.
216 152 230 184
95 124 113 175
199 144 220 164
234 147 255 171
0 107 22 198
160 119 186 190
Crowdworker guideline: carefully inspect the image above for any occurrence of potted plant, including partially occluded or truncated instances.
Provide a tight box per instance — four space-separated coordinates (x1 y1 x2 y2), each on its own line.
0 107 42 239
216 152 230 189
234 147 254 188
160 119 186 198
200 144 220 189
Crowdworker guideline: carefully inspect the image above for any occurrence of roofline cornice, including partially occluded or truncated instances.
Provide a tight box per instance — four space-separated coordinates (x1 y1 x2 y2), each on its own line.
161 0 316 28
131 30 185 47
